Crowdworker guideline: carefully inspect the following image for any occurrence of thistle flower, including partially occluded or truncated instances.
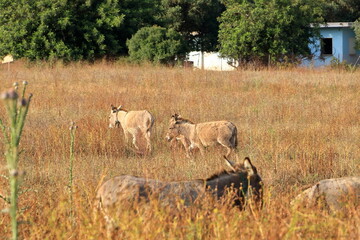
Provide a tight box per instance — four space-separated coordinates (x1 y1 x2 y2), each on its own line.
0 92 10 100
8 89 18 99
69 121 78 130
1 88 18 100
20 98 28 107
10 169 19 177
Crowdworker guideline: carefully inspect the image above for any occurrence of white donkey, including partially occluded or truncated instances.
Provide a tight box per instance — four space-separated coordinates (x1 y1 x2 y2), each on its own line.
109 105 155 153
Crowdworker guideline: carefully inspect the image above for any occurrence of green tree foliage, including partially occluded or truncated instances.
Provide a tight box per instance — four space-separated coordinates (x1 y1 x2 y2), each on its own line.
0 0 123 61
353 21 360 49
322 0 360 22
161 0 224 52
218 0 324 67
126 26 187 64
116 0 162 54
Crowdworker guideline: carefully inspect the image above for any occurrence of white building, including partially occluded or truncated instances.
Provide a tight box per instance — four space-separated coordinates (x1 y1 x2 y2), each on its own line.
187 51 236 71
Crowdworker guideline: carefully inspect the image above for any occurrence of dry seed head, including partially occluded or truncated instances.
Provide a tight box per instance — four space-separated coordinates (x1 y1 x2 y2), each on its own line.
22 81 28 86
13 82 19 87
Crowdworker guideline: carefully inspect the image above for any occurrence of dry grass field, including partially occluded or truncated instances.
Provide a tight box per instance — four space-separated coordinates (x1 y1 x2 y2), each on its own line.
0 61 359 239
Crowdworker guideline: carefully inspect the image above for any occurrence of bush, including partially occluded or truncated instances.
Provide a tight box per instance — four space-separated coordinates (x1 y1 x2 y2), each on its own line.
126 26 187 64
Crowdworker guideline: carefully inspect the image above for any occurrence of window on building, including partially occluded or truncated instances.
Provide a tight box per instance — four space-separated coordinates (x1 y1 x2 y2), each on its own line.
321 38 333 55
349 38 356 55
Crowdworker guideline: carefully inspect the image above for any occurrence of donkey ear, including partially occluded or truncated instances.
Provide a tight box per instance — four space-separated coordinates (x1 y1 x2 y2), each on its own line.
224 156 236 171
243 157 257 175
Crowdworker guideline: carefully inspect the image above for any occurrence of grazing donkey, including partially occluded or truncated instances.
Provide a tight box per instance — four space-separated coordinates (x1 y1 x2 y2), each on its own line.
109 105 155 153
166 114 238 158
292 177 360 211
95 156 262 236
96 156 262 215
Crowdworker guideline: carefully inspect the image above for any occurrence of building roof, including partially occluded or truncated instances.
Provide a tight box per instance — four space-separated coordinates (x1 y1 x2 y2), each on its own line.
319 22 353 28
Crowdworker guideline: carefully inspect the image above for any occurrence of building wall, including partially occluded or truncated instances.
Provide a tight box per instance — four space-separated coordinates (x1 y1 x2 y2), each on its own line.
302 26 360 67
342 28 360 64
187 51 236 71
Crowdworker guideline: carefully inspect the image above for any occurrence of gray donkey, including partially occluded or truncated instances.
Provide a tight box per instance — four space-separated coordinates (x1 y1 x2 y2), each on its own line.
95 156 262 213
95 156 262 236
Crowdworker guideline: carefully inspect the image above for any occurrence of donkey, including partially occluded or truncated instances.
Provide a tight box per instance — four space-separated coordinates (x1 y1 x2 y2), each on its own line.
165 127 191 158
166 114 238 158
109 105 155 153
95 156 262 236
292 176 360 212
95 156 262 211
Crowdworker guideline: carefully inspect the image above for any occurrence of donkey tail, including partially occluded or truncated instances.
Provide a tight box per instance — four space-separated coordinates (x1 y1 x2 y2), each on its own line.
232 126 238 149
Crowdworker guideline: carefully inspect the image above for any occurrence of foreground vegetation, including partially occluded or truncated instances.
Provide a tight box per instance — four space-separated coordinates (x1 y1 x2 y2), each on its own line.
0 62 359 239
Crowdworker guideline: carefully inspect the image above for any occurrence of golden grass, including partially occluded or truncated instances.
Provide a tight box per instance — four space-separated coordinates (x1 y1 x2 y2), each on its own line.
0 61 359 239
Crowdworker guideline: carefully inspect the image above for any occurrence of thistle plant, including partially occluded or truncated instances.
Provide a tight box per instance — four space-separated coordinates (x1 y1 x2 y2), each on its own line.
0 81 32 240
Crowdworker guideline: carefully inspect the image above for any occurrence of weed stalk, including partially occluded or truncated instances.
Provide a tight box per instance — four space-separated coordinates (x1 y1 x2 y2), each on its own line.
68 121 77 222
0 82 32 240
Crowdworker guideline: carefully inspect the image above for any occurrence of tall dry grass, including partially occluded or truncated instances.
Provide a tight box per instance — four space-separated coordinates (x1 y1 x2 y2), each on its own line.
0 61 359 239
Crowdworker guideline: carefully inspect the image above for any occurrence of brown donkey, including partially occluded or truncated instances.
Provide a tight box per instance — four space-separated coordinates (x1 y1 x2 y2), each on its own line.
166 114 238 158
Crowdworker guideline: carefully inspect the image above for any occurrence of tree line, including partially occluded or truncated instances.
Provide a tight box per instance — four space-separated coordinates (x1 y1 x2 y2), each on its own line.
0 0 359 66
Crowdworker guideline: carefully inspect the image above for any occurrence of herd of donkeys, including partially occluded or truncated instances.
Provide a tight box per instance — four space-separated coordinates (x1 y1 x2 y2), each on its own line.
96 105 360 225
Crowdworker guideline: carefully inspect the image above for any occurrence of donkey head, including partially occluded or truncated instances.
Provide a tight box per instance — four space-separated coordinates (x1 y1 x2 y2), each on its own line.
224 156 263 208
109 104 122 128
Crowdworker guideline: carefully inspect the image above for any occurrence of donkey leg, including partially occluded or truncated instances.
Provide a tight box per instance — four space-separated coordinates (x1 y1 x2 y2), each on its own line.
180 137 191 158
123 130 133 148
225 147 233 158
144 130 152 153
193 143 205 156
131 131 140 150
218 139 233 158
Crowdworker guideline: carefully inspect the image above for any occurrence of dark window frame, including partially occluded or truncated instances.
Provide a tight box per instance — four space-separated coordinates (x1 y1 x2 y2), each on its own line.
321 38 333 55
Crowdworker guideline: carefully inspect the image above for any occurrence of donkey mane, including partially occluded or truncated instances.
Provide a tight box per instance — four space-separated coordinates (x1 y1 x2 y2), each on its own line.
175 117 194 124
118 107 129 113
205 163 249 181
205 169 235 181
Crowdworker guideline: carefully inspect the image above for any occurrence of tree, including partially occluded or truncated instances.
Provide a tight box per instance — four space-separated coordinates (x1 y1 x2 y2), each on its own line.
0 0 124 61
218 0 324 67
322 0 360 22
116 0 163 55
126 26 187 64
161 0 225 52
353 20 360 49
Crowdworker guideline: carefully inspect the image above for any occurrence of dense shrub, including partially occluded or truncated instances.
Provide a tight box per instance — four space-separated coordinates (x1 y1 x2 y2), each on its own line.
126 26 188 64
